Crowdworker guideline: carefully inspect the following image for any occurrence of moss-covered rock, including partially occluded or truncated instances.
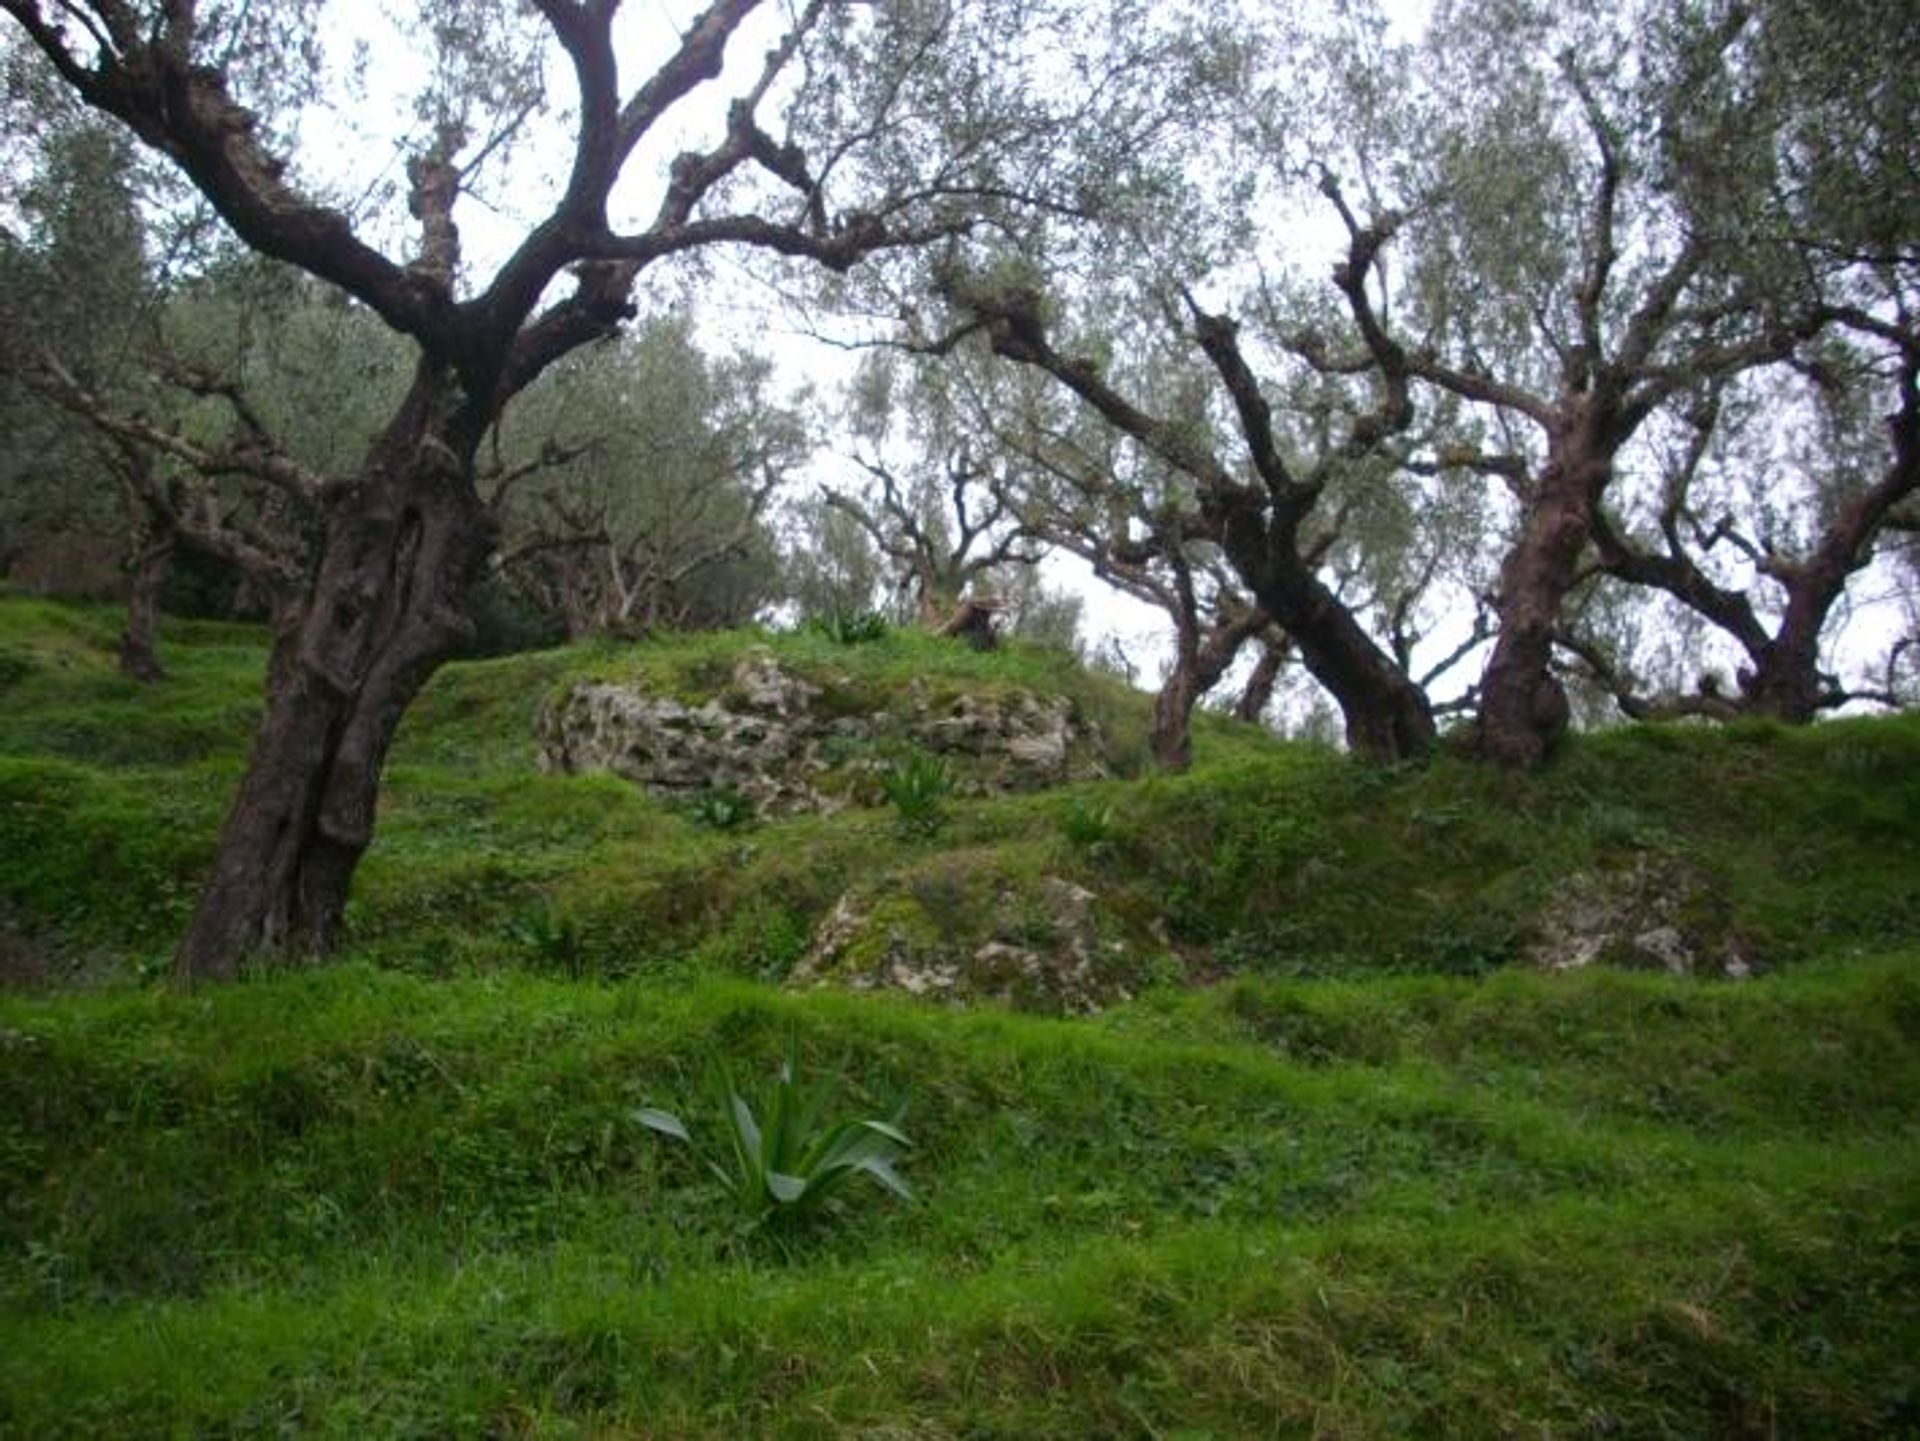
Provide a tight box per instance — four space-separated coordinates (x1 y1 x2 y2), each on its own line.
538 648 1110 814
1527 853 1759 978
789 854 1167 1014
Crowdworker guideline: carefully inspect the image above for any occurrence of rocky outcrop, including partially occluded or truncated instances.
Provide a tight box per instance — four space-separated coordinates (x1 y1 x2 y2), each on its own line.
1526 855 1757 979
537 679 826 814
790 865 1162 1015
538 649 1104 814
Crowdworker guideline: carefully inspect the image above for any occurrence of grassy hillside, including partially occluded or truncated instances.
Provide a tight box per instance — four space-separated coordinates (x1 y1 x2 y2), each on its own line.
2 595 1917 1436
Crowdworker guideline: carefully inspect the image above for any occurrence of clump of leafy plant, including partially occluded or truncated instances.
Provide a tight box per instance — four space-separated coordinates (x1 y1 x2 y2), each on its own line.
509 902 584 971
808 609 890 645
881 751 953 837
637 1049 913 1229
688 785 755 831
1057 793 1118 855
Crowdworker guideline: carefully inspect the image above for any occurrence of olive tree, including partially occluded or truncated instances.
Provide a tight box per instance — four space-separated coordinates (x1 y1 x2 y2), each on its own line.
492 314 805 636
1306 0 1920 758
1 0 1158 979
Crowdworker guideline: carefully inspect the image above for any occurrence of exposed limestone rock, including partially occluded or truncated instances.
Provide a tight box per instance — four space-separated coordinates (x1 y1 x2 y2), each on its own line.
791 866 1160 1015
538 648 1102 813
537 672 825 814
1527 855 1757 978
729 649 819 719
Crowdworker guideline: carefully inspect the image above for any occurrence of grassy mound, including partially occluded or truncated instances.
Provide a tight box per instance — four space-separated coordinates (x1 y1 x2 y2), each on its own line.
1 595 1916 1434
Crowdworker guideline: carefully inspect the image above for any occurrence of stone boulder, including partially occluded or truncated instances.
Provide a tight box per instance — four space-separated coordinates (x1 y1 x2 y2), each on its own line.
789 861 1166 1015
537 648 1104 814
1526 854 1757 979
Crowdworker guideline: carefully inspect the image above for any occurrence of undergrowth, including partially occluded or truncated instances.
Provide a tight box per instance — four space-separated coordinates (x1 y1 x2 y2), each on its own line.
1 595 1916 1434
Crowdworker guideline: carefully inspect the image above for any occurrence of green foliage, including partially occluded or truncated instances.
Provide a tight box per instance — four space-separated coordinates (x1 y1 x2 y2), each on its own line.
1055 790 1118 855
686 785 756 832
493 317 804 637
507 902 584 973
637 1047 913 1230
880 750 954 836
805 608 891 645
460 577 567 659
1 598 1919 1430
1 958 1917 1433
2 598 1916 987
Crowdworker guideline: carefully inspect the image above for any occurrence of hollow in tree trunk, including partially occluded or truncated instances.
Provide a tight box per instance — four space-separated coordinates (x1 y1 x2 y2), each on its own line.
174 372 492 982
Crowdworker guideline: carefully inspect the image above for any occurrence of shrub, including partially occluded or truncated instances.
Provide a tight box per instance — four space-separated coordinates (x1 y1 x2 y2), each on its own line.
509 903 584 972
1057 793 1117 855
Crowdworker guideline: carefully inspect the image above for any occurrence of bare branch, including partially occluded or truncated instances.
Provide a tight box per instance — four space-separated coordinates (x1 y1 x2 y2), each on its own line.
30 354 325 503
0 1 447 343
1563 62 1621 386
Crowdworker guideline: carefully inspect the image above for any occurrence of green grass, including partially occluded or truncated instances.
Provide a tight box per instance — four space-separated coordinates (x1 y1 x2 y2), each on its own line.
1 594 1917 1435
2 961 1916 1434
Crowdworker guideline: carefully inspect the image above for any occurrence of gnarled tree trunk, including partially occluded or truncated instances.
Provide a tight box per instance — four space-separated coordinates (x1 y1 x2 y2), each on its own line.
1233 638 1288 725
174 370 492 982
1148 602 1272 772
1737 569 1847 723
1238 557 1435 763
1149 665 1206 772
1475 422 1607 768
118 522 173 684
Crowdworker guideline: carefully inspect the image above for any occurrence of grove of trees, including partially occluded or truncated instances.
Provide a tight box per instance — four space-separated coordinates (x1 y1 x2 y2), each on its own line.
2 0 1914 979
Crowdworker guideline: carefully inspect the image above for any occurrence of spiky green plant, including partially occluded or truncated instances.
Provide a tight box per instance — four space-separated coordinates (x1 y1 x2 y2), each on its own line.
807 609 890 645
688 785 755 831
637 1050 913 1227
880 751 953 837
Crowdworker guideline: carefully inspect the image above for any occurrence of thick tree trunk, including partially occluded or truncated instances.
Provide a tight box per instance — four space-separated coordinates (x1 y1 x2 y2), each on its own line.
1233 641 1287 724
1475 428 1604 768
1301 622 1437 763
174 373 492 982
1149 611 1270 771
1739 428 1916 722
1739 647 1821 722
118 528 173 683
1237 557 1434 762
1149 665 1203 772
1738 581 1837 723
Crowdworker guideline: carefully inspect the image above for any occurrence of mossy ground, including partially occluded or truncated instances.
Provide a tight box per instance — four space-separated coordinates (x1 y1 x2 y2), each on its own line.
2 595 1916 1435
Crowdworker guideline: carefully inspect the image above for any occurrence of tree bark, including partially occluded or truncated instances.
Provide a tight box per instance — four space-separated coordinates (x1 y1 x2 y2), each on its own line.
1256 586 1433 762
1148 665 1203 772
1284 594 1436 763
1740 375 1917 721
1474 424 1606 768
1737 561 1849 723
1738 643 1822 722
174 370 491 982
1148 601 1271 772
1233 639 1288 724
117 525 173 683
1216 508 1434 762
